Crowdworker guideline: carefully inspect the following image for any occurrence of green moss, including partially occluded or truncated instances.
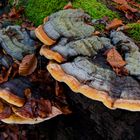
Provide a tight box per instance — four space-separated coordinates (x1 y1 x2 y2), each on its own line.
25 0 67 26
14 19 23 25
73 0 119 20
127 23 140 43
94 24 105 31
10 0 119 26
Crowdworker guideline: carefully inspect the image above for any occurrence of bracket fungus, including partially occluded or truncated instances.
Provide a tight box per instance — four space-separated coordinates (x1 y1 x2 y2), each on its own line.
36 9 140 111
0 77 62 124
0 25 36 60
0 21 64 124
35 9 95 45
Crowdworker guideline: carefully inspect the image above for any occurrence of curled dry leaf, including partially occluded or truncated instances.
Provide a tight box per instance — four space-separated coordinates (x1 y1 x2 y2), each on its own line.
117 3 138 13
63 2 73 10
127 0 140 9
14 98 52 119
19 54 37 76
54 81 72 115
0 102 12 119
8 7 24 19
116 25 130 31
37 99 52 118
112 0 127 4
106 18 123 30
0 67 12 84
112 0 139 19
105 47 128 75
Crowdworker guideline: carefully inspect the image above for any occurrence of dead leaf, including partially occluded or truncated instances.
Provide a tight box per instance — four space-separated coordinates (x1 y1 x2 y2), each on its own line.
24 88 32 98
112 0 127 4
8 7 24 19
63 2 73 10
0 104 12 119
125 12 134 19
0 67 12 84
11 63 19 79
54 81 72 115
21 22 36 31
93 31 101 35
106 18 123 30
113 0 139 19
15 98 52 119
19 54 37 76
55 81 65 97
53 101 72 115
127 0 140 9
117 3 138 13
105 47 128 75
117 25 130 31
37 99 52 118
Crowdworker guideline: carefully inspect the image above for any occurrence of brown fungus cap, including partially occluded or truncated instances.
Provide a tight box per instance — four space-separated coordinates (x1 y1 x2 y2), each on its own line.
40 45 65 63
0 77 32 107
0 89 25 107
47 56 140 111
35 25 56 46
35 9 95 46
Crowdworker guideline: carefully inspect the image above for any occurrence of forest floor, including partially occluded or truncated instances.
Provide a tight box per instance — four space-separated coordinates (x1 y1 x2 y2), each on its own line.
0 0 139 140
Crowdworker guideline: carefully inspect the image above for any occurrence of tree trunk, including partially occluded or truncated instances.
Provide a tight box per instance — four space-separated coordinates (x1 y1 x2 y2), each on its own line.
63 84 140 140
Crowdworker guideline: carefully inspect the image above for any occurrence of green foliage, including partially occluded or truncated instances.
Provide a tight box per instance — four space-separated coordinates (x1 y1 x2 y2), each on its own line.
127 23 140 43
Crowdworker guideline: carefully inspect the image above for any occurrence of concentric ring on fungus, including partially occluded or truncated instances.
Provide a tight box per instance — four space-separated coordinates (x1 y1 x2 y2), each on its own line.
35 25 56 46
40 45 65 63
47 62 140 111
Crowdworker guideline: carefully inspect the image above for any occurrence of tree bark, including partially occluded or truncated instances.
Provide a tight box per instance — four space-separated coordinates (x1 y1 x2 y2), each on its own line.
64 84 140 140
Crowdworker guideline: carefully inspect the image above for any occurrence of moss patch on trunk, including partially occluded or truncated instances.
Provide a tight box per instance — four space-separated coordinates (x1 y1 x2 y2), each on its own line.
10 0 118 26
127 23 140 43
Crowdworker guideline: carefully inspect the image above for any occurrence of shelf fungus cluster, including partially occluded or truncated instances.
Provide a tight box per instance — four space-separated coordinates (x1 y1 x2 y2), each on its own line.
0 21 62 124
0 78 61 124
36 9 140 111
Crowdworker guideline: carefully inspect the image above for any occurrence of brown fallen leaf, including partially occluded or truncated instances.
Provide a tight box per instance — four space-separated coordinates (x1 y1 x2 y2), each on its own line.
8 7 24 19
93 31 101 36
113 0 138 12
54 81 72 115
14 98 52 119
21 22 36 31
117 25 130 31
105 47 128 76
63 2 73 10
37 99 52 118
19 54 37 76
127 0 140 9
11 63 19 79
117 3 138 14
112 0 139 19
112 0 127 4
106 18 123 30
0 102 12 119
0 67 12 84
